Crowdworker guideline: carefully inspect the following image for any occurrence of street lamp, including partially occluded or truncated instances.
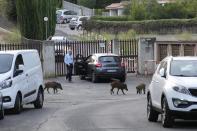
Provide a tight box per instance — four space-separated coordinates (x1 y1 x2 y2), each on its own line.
44 17 48 40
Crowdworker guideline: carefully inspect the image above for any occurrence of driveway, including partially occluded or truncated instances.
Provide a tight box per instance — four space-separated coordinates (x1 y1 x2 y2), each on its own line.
1 74 197 131
55 24 83 40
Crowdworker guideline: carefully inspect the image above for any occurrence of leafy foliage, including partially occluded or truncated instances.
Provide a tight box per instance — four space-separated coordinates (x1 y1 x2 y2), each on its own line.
126 0 197 20
77 0 96 9
16 0 57 40
84 18 197 34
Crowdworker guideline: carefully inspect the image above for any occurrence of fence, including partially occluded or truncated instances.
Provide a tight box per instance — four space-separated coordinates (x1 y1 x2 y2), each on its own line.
0 43 43 61
0 39 139 77
54 40 113 76
119 39 138 73
156 41 197 62
54 39 138 76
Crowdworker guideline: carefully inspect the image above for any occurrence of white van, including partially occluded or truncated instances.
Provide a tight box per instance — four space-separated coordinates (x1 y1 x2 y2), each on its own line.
0 50 44 114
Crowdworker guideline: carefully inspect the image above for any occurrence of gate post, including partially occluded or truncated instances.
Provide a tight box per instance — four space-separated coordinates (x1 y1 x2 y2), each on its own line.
112 38 120 55
42 41 56 78
138 37 156 75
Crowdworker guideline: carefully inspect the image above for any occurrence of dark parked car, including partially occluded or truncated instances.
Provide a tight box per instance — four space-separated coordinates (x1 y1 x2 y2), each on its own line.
0 92 4 120
75 53 126 83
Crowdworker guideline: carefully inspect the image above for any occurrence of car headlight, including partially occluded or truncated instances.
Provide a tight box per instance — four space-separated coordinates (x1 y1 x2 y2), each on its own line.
0 79 12 90
173 86 190 95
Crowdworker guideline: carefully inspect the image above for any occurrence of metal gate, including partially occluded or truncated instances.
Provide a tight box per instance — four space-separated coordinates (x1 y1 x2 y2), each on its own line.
156 41 197 62
55 40 112 76
119 39 138 73
54 39 138 76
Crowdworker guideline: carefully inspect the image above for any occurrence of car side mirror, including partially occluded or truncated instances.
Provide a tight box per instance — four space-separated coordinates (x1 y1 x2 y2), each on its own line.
14 65 24 77
159 68 165 78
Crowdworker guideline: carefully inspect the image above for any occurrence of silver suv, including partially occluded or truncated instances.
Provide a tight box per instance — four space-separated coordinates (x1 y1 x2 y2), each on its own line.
56 9 77 24
69 16 90 30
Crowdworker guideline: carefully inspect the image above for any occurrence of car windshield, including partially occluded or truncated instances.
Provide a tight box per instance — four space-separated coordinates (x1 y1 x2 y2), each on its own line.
170 60 197 77
0 54 13 74
99 56 121 63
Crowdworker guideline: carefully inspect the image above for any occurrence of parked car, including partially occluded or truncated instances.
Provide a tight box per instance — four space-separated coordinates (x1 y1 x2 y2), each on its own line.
0 50 44 114
0 92 4 120
56 9 77 24
69 16 90 30
51 36 67 42
147 56 197 128
75 53 126 83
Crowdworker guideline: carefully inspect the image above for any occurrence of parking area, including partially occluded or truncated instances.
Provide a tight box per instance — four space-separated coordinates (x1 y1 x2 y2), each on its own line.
1 74 197 131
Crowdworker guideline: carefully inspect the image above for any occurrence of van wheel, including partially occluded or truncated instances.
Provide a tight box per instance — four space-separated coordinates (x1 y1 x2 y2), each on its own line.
147 95 159 122
92 72 98 83
13 94 22 114
34 89 44 109
161 97 174 128
0 104 4 120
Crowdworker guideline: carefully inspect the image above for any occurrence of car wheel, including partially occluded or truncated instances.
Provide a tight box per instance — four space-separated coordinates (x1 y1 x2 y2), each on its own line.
161 97 174 128
0 104 4 120
92 72 98 83
13 94 22 114
147 94 159 122
34 89 44 109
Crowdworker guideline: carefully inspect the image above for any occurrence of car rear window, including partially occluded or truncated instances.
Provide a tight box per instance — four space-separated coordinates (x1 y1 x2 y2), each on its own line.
99 56 121 63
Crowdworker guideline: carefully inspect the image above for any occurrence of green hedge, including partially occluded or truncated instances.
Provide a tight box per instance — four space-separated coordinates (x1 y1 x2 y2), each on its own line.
91 16 129 21
84 18 197 34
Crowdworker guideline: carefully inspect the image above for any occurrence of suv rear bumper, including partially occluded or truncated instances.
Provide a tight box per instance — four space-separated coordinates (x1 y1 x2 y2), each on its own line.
95 71 126 79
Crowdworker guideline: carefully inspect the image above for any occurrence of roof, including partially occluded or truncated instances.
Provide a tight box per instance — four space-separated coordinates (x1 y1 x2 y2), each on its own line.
93 53 119 57
157 0 176 4
0 50 37 55
106 2 128 10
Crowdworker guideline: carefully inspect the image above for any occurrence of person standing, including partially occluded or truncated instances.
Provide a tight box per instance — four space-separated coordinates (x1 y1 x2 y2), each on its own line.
64 50 74 82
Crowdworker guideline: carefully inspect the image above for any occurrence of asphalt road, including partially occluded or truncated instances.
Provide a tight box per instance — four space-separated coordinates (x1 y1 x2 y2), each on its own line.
1 75 197 131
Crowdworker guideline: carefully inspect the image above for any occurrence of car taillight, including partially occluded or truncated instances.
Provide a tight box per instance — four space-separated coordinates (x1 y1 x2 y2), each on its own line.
96 63 102 67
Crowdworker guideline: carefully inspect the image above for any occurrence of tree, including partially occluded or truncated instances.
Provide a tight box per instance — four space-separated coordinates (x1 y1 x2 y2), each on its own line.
130 0 146 20
56 0 63 8
0 0 6 16
95 0 121 9
77 0 96 9
6 0 17 23
16 0 57 40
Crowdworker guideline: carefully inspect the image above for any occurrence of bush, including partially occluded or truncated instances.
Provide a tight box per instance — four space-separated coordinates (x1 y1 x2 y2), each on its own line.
84 18 197 34
92 16 129 21
125 0 197 20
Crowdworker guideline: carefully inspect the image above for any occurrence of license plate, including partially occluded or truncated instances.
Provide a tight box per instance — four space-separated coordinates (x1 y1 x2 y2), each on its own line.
107 70 116 72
